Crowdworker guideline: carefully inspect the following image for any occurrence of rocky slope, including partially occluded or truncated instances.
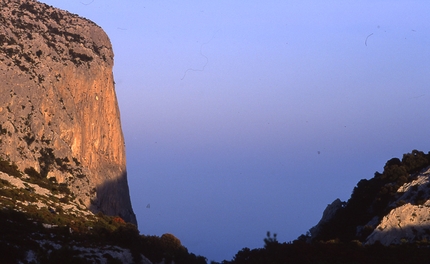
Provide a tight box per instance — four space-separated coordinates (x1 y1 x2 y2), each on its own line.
366 169 430 245
308 150 430 246
0 0 136 224
0 168 151 264
0 160 208 263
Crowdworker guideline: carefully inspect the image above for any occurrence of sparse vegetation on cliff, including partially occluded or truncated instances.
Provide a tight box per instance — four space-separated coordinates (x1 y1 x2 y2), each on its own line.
0 162 207 264
0 157 21 177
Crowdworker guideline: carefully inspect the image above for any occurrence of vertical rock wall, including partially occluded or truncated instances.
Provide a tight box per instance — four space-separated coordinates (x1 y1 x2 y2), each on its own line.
0 0 136 224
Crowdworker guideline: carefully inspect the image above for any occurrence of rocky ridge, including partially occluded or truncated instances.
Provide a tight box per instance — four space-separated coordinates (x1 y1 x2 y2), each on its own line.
0 0 136 224
366 168 430 245
308 150 430 246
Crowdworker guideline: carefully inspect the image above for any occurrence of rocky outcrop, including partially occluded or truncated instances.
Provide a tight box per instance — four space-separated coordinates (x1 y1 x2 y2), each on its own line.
365 202 430 245
308 198 346 241
366 169 430 245
0 0 136 224
307 157 430 245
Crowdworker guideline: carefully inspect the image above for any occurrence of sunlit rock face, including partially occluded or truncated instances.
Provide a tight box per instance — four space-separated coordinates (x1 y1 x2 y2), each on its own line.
366 170 430 245
0 0 136 224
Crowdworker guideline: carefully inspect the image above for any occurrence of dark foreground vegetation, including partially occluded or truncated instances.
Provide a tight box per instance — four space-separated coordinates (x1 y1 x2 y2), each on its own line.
0 207 207 264
222 232 430 264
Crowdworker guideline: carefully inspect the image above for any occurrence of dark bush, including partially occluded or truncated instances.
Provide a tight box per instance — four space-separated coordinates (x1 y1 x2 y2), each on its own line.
25 167 41 179
402 150 430 174
58 183 71 195
0 158 21 177
38 148 55 178
382 164 408 182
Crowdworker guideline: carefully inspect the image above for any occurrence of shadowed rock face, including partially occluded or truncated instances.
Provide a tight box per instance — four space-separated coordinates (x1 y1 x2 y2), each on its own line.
0 0 136 224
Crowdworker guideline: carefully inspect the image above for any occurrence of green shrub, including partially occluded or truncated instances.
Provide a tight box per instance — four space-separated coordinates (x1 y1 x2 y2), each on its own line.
402 150 430 174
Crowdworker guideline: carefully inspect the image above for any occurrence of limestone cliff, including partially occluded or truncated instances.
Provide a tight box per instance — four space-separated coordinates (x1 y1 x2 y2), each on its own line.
0 0 136 224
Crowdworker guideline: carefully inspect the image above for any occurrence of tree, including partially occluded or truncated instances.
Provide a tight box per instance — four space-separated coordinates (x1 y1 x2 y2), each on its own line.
402 150 430 174
264 231 278 249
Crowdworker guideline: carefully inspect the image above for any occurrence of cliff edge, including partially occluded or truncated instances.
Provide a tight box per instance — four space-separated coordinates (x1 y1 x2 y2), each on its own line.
0 0 136 224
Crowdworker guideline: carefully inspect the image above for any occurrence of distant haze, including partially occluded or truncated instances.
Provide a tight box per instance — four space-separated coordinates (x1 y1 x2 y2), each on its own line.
41 0 430 261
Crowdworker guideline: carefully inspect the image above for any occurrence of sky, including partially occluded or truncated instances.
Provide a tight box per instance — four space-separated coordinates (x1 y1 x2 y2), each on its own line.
40 0 430 262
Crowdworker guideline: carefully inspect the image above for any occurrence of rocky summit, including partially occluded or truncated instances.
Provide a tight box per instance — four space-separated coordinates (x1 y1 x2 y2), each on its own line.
0 0 136 224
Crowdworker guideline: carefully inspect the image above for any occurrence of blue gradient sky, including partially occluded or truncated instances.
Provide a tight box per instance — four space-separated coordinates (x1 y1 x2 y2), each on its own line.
41 0 430 262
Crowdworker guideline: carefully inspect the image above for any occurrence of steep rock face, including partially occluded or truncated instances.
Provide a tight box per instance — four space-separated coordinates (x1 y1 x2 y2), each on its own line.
0 0 136 224
308 198 346 241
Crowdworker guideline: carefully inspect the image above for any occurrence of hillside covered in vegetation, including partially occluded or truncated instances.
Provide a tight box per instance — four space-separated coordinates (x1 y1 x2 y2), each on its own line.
0 158 206 264
221 150 430 263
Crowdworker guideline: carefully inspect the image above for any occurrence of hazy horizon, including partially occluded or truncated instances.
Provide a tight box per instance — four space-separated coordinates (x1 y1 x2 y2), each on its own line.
40 0 430 261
